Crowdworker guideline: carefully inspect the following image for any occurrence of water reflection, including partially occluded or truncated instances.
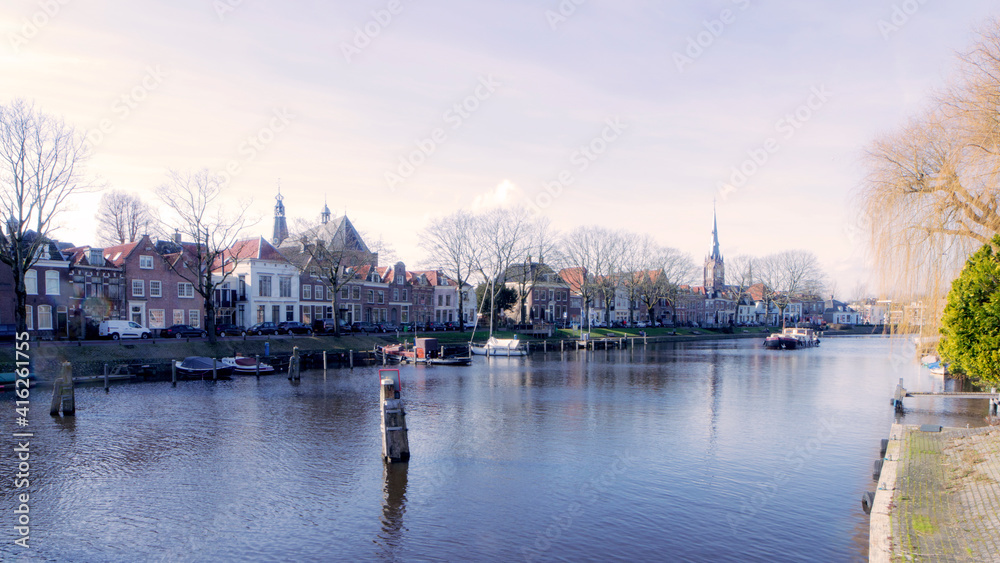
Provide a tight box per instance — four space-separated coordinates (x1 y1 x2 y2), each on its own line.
377 462 408 559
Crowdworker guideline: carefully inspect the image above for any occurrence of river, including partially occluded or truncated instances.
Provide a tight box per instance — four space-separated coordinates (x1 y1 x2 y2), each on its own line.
0 335 986 562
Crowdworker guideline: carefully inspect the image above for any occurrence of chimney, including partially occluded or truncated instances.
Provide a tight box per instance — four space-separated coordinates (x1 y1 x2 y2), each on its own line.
174 229 182 244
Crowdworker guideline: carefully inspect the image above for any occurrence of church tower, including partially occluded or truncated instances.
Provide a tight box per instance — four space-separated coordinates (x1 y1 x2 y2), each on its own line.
272 186 289 246
321 197 331 225
704 205 725 297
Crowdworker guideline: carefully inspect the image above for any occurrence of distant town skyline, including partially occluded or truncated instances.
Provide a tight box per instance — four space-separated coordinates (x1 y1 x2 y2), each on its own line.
3 1 998 295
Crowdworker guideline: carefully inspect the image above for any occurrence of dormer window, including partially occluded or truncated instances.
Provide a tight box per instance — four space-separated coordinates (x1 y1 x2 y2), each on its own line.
139 255 154 269
89 249 104 265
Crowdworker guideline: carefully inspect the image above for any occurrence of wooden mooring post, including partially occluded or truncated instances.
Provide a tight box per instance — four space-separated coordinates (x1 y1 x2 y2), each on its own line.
322 351 327 379
350 349 354 370
104 363 109 393
212 358 218 381
171 361 177 386
288 346 301 380
49 362 75 416
379 368 410 463
255 355 261 378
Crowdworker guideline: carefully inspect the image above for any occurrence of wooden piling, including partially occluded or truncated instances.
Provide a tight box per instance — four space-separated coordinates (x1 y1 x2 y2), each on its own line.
104 363 109 392
171 360 177 386
255 355 261 378
380 369 410 463
212 358 218 381
288 346 301 380
350 349 354 369
323 350 327 378
49 362 75 416
543 340 547 352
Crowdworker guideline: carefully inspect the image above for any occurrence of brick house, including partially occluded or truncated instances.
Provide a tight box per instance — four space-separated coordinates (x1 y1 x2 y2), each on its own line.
21 237 72 339
63 245 127 338
220 236 298 327
103 234 206 332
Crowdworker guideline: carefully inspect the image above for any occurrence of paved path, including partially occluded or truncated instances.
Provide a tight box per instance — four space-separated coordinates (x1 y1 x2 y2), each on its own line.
871 424 1000 561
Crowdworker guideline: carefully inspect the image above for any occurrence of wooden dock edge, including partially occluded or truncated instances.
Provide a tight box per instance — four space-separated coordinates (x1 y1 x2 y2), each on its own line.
869 422 904 563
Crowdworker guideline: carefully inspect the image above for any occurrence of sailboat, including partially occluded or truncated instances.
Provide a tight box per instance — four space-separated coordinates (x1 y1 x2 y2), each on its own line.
469 277 529 357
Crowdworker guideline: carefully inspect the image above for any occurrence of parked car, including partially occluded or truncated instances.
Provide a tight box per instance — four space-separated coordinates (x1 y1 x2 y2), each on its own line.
378 322 401 333
247 322 281 336
278 321 313 335
426 322 446 332
444 321 461 331
351 321 380 333
214 323 247 337
399 322 415 333
0 323 16 341
312 318 346 334
99 320 152 340
635 321 648 328
161 324 207 339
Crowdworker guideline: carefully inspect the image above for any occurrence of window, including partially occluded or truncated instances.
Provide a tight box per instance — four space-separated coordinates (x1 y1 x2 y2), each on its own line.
108 282 119 300
139 255 154 269
377 291 384 304
178 283 194 298
353 286 360 300
38 305 52 330
279 276 292 298
302 285 311 300
438 295 443 306
45 271 60 295
402 306 409 323
256 305 265 324
149 309 165 329
189 311 200 328
25 270 37 295
271 305 280 322
446 295 451 306
402 289 407 301
89 249 104 265
25 306 32 330
238 275 246 298
340 287 349 300
173 310 185 325
150 280 162 298
132 279 144 297
259 275 271 297
301 306 311 324
286 305 294 321
367 290 374 303
393 289 399 301
315 285 323 300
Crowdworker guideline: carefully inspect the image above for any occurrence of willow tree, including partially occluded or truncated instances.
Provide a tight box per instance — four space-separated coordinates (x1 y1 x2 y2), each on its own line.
859 19 1000 347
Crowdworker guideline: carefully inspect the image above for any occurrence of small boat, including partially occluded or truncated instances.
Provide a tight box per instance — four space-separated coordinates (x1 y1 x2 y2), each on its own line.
471 337 528 356
221 356 275 375
391 337 471 366
764 327 820 350
174 357 233 379
0 371 35 391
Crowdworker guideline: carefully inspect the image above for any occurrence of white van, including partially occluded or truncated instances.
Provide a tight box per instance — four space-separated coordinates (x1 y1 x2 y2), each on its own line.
99 320 152 340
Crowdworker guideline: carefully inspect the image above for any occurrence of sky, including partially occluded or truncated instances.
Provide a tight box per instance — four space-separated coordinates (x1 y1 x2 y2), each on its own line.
1 0 997 298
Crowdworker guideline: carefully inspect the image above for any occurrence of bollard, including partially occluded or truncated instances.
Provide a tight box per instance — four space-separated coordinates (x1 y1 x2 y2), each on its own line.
380 368 410 463
323 350 327 379
212 358 218 381
543 340 547 352
350 349 354 370
256 354 261 378
265 340 270 357
172 360 177 386
104 363 109 393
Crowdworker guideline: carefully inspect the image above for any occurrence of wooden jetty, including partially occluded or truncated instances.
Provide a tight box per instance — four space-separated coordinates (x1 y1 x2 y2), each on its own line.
891 378 1000 415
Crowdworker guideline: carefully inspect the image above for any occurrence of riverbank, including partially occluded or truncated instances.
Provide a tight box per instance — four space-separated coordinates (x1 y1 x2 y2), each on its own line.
13 327 772 380
870 423 1000 561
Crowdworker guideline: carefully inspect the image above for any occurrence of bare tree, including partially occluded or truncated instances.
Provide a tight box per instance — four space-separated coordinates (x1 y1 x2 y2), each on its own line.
419 210 475 332
561 226 628 328
156 169 253 343
634 245 696 325
757 250 827 328
469 206 535 330
0 99 94 333
96 189 157 245
504 216 559 324
284 215 377 336
859 18 1000 344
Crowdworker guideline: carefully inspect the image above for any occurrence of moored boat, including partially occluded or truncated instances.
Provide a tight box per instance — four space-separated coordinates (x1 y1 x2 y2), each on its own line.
174 357 233 379
470 336 528 356
763 327 820 350
221 356 275 375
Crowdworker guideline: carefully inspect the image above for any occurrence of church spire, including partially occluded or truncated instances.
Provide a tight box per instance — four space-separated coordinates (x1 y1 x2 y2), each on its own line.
272 182 289 246
710 199 722 261
321 194 331 225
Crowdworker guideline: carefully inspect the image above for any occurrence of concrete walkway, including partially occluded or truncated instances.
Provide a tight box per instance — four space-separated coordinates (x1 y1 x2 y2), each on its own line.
871 424 1000 561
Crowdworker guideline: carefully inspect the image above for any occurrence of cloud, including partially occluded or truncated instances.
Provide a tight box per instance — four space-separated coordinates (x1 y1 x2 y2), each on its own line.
470 179 523 210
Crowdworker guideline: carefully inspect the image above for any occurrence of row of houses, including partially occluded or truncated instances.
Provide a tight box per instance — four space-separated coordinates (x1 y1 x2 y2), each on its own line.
1 213 475 339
